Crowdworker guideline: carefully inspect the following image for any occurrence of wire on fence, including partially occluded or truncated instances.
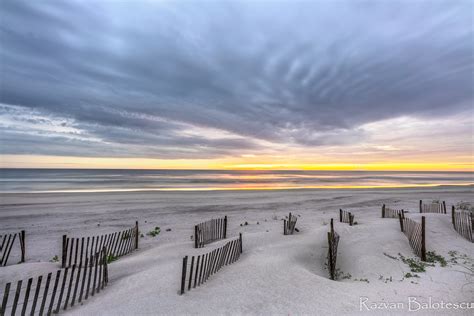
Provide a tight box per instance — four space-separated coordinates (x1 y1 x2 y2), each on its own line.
399 215 426 261
181 233 242 295
283 213 298 235
451 206 473 242
0 230 25 267
339 209 354 226
62 222 138 268
194 216 227 248
1 247 108 316
419 200 446 214
381 205 405 219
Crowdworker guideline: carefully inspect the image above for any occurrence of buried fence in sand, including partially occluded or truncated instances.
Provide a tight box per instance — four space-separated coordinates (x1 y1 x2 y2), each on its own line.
381 205 405 219
451 207 473 242
181 233 242 295
283 213 298 235
1 248 108 316
398 215 426 261
327 219 340 280
194 216 227 248
419 200 446 214
62 222 139 268
339 209 354 226
1 231 25 267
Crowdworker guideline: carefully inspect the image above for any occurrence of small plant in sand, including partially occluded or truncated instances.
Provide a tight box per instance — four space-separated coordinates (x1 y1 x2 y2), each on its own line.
383 252 397 260
404 272 420 278
335 269 351 280
355 278 369 283
426 251 447 267
398 254 428 272
107 254 118 263
50 255 59 263
147 226 161 237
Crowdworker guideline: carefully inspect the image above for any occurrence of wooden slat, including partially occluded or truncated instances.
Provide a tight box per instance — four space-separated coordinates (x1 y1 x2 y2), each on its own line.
21 278 33 316
30 275 42 315
55 267 69 313
38 272 52 315
48 270 61 315
11 280 22 316
1 283 11 316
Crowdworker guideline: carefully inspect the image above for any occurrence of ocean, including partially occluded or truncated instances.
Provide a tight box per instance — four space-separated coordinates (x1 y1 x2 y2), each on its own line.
0 169 472 193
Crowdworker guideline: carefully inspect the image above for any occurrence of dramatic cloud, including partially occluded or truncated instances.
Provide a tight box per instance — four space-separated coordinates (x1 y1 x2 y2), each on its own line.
0 0 472 160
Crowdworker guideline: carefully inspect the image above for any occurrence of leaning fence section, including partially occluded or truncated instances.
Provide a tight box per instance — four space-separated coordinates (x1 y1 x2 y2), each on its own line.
419 200 446 214
399 215 426 261
283 213 298 235
327 219 340 280
339 209 354 226
194 216 227 248
1 231 25 267
451 207 473 242
381 205 404 219
181 233 242 295
62 222 138 268
1 248 108 316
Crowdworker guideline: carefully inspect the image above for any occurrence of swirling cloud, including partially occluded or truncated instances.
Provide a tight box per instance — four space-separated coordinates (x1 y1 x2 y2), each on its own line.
0 0 472 161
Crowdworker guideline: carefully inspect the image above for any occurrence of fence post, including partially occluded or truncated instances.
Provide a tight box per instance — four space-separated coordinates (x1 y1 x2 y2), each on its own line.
451 206 455 228
442 201 446 214
398 213 404 232
283 220 287 235
180 256 188 295
327 232 334 280
421 216 426 261
419 200 422 213
349 213 353 226
330 218 334 235
135 221 139 250
470 213 474 242
20 230 26 263
382 204 385 218
194 226 198 249
62 235 67 268
339 209 342 222
239 233 242 253
223 216 227 239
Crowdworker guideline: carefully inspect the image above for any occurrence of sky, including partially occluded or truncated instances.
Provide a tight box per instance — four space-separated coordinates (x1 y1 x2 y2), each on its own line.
0 0 473 170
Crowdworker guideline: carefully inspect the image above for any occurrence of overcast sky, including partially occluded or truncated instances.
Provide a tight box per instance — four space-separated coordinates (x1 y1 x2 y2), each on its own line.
0 0 472 169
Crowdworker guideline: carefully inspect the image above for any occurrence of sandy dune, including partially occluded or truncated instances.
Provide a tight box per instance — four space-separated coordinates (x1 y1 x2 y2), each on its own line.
1 186 473 315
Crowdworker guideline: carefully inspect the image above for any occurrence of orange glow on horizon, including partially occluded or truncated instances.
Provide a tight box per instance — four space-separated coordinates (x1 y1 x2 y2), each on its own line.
0 154 473 171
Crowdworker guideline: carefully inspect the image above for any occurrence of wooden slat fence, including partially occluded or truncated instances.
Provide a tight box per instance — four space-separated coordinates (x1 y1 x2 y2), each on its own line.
419 200 446 214
181 233 242 295
339 209 354 226
194 216 227 248
62 222 138 268
283 213 297 235
381 205 405 219
451 207 473 242
399 215 426 261
327 219 340 280
1 231 25 267
1 248 108 316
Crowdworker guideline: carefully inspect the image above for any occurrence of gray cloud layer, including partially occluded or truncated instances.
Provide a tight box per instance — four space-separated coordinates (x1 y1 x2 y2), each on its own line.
0 0 472 158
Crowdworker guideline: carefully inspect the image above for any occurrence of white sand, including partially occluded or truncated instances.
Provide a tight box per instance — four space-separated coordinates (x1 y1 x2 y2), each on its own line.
1 186 473 315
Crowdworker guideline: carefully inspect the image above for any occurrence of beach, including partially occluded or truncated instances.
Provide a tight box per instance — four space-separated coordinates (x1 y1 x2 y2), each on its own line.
1 185 473 315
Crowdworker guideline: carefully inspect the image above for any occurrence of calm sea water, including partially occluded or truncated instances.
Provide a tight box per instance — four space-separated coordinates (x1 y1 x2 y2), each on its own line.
0 169 473 193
